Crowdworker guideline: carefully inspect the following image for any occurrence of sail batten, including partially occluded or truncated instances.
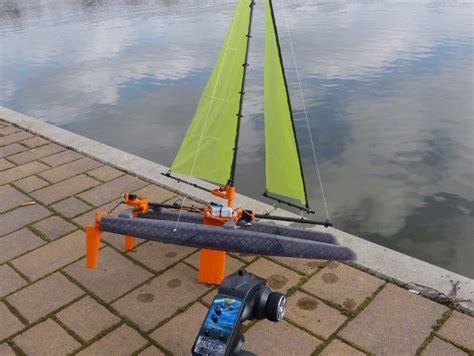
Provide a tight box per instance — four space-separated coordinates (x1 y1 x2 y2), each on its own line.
264 0 308 207
171 0 253 185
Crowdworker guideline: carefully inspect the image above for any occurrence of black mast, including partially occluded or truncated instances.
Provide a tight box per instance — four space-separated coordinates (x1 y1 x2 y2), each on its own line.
228 0 256 187
264 0 312 213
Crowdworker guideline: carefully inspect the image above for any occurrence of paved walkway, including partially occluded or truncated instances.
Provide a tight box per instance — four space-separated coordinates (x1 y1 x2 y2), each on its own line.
0 119 473 355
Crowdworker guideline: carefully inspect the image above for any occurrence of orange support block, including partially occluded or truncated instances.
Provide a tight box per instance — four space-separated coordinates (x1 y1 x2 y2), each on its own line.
124 235 135 251
86 225 101 269
197 203 232 285
198 249 226 284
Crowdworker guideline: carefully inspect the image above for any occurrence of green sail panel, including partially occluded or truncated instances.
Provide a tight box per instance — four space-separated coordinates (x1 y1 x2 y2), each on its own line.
171 0 252 185
264 0 307 206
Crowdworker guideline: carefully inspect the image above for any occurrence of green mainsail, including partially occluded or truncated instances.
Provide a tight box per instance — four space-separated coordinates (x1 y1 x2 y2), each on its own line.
171 0 252 185
264 0 308 206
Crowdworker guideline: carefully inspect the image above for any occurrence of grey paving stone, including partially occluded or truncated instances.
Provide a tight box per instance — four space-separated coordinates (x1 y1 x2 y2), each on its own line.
40 150 83 167
64 247 152 302
138 345 165 355
437 311 474 350
0 143 27 158
339 283 447 355
150 302 208 355
0 343 15 356
286 291 347 339
20 136 49 148
13 319 80 355
244 319 321 355
56 296 120 342
39 157 102 183
0 161 49 185
0 228 45 263
0 185 30 213
0 265 27 297
320 339 365 356
132 241 196 272
8 143 64 165
7 272 84 323
72 200 117 228
31 215 77 240
267 256 326 275
0 204 51 236
0 131 33 146
246 258 302 293
133 184 177 203
301 262 384 310
77 174 148 207
232 252 258 263
12 175 49 193
12 230 85 281
31 174 100 205
0 302 24 341
51 196 92 218
0 158 14 171
87 165 124 182
101 231 146 250
0 125 21 136
112 263 210 331
76 324 147 356
422 337 468 355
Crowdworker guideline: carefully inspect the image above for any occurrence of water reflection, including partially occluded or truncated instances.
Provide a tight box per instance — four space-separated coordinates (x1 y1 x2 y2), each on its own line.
1 0 472 277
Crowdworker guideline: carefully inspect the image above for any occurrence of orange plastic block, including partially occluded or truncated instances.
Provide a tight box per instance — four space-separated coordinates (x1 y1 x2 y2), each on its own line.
86 225 101 269
198 249 226 284
124 235 135 251
197 212 228 284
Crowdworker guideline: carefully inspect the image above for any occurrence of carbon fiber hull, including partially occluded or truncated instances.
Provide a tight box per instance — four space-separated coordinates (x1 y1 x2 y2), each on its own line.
100 215 354 261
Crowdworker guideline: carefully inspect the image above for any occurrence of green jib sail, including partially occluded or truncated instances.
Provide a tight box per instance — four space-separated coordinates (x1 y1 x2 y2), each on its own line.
264 0 307 206
171 0 252 185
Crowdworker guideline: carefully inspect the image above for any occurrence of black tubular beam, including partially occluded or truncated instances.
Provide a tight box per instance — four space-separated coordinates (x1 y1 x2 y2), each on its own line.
147 202 202 211
263 191 315 214
161 171 212 193
254 213 332 227
228 0 256 186
267 0 311 211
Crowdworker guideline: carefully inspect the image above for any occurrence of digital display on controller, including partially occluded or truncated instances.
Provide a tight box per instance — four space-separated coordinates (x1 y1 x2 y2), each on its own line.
193 296 243 355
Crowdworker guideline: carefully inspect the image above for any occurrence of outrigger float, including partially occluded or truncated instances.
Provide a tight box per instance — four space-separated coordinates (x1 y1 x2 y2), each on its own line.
85 0 355 284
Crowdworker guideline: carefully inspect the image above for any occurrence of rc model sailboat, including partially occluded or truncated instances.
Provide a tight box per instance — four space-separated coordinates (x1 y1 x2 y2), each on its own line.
85 0 355 284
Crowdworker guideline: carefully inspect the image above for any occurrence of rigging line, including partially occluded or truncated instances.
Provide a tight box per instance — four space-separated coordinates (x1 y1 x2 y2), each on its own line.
172 1 244 232
279 0 330 221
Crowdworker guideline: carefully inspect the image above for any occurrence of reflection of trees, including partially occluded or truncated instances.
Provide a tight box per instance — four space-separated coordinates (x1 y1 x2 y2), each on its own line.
81 0 105 7
0 1 22 19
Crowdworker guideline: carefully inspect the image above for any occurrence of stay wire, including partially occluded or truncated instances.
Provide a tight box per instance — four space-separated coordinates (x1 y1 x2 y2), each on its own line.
279 0 330 221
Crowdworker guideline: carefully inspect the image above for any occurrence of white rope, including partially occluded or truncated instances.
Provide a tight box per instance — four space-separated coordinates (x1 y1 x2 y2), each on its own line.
173 2 243 231
279 0 330 220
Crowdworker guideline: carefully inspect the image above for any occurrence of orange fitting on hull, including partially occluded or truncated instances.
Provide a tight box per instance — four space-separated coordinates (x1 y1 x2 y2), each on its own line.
226 185 235 208
210 185 236 209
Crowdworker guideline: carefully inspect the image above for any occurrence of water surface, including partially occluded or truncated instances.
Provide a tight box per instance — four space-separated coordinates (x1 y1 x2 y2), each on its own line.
1 0 473 277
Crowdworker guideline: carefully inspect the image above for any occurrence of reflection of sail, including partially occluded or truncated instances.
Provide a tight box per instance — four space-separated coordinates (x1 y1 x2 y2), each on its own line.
171 0 253 185
264 0 308 206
